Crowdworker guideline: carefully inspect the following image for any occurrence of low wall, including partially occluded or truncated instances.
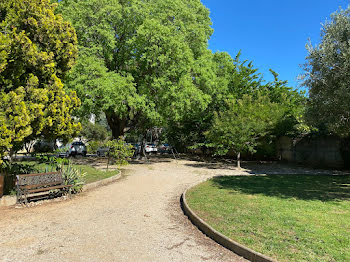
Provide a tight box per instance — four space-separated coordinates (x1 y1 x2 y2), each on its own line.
277 135 346 168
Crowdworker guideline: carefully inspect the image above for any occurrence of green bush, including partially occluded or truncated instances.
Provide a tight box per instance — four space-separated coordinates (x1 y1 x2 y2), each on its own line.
0 161 40 195
61 164 86 193
87 140 102 154
106 138 134 166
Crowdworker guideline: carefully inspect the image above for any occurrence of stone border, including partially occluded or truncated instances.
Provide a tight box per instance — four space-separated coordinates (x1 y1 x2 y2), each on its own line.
0 195 16 207
181 182 277 262
0 172 121 207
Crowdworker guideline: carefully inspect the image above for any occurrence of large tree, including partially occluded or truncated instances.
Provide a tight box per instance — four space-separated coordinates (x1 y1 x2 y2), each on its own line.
0 0 80 162
57 0 213 138
303 7 350 136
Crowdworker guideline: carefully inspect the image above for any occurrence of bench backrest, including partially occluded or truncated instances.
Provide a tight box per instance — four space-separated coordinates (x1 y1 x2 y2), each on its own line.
17 172 63 188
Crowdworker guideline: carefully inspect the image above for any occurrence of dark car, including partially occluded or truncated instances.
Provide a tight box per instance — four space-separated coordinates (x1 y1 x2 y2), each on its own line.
96 147 109 157
158 143 173 154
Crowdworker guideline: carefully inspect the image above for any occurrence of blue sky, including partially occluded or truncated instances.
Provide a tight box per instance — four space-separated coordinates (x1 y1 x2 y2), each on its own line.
201 0 350 91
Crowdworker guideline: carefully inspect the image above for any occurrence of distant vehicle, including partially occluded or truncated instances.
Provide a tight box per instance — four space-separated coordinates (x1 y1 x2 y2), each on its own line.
96 147 109 157
145 143 157 154
158 144 173 154
129 143 141 157
62 141 87 157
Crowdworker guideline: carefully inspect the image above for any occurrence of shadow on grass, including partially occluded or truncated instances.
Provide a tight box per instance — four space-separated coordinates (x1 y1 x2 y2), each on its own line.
185 160 339 175
211 175 350 202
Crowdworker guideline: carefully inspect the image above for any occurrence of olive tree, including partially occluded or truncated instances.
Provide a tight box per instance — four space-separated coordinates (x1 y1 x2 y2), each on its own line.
303 7 350 136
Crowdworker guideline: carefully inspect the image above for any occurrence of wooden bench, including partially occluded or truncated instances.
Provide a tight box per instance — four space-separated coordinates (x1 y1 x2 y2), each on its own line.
16 172 72 204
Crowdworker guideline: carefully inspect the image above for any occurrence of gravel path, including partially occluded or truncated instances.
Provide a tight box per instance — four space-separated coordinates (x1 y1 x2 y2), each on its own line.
0 158 249 262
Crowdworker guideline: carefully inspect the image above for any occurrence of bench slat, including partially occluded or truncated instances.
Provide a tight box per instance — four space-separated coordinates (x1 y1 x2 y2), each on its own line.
19 181 64 190
27 185 72 194
17 172 61 177
17 173 63 186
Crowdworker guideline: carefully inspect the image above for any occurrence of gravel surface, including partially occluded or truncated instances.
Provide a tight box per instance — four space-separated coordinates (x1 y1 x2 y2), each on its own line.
0 158 249 262
0 157 336 262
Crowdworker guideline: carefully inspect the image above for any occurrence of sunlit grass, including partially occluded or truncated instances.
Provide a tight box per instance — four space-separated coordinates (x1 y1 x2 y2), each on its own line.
187 175 350 262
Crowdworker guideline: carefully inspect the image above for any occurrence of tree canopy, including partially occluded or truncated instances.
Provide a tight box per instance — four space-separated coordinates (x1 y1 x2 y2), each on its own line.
57 0 214 138
57 0 306 160
303 7 350 136
0 0 80 162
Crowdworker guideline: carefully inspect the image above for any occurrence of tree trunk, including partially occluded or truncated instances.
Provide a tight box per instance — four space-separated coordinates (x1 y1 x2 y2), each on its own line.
105 111 127 139
237 152 241 169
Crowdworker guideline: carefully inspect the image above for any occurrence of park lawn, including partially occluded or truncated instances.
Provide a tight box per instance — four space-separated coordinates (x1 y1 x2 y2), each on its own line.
75 164 119 184
186 174 350 262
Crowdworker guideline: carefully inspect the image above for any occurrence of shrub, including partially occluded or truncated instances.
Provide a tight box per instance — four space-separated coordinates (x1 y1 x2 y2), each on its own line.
87 140 102 154
61 164 86 193
0 161 40 195
105 138 134 166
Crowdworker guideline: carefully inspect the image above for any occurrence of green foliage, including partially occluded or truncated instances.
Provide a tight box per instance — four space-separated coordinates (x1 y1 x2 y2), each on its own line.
206 95 284 156
56 0 307 158
0 160 40 194
57 0 213 138
87 140 103 154
0 161 39 175
168 55 307 153
0 0 80 164
105 138 134 166
79 121 110 153
166 51 263 150
61 163 86 193
36 155 85 193
261 70 308 137
80 121 109 142
36 155 69 169
303 7 350 136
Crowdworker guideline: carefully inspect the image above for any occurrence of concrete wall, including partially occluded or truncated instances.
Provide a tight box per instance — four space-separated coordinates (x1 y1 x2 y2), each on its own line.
277 135 345 168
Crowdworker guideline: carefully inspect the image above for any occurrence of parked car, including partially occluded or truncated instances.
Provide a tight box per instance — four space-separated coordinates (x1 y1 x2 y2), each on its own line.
145 143 157 154
61 141 87 157
158 143 173 154
96 147 109 157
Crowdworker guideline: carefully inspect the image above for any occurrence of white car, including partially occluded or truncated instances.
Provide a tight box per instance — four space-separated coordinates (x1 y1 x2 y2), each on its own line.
145 143 157 154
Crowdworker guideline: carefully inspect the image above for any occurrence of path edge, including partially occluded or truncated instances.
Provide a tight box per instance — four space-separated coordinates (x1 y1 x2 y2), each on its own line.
0 171 122 207
181 182 277 262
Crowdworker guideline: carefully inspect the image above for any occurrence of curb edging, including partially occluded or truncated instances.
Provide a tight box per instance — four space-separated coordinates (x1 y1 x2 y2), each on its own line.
0 172 122 207
181 184 277 262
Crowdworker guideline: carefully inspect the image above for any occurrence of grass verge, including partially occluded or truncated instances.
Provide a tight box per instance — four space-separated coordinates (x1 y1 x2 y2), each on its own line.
186 174 350 262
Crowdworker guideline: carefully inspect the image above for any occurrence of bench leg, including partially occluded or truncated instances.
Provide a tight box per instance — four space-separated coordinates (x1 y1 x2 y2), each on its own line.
23 190 29 206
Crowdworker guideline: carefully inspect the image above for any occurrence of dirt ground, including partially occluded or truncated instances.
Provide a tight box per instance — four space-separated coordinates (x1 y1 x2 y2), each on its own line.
0 157 335 262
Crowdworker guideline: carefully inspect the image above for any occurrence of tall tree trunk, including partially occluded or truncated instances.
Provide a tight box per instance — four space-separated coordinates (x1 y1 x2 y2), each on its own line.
105 111 127 139
237 152 241 169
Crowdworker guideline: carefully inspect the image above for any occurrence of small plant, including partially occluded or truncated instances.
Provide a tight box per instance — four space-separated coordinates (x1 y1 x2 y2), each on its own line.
61 164 86 193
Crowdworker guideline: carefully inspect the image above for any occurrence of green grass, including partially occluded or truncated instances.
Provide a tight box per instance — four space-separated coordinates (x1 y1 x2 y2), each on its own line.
76 164 119 183
186 174 350 262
